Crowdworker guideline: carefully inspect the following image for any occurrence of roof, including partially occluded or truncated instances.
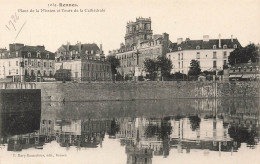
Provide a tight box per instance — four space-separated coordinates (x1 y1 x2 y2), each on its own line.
61 43 100 53
230 62 260 68
169 39 241 52
17 46 54 54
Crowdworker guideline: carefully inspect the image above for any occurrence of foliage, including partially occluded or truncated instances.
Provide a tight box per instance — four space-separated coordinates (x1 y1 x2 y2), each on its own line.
143 56 173 81
171 72 187 81
143 58 158 80
156 56 173 80
188 60 201 77
106 56 120 75
228 43 259 65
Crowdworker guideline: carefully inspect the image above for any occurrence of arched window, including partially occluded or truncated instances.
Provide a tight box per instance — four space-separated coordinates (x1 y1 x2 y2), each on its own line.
223 45 227 49
234 44 237 49
178 47 181 51
213 45 217 49
196 46 200 50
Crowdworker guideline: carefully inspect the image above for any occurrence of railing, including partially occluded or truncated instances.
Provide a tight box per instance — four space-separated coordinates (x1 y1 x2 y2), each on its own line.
0 82 36 89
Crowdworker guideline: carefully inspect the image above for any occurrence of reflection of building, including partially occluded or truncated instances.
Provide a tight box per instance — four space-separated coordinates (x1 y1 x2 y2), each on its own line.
109 17 170 78
55 42 112 81
0 43 55 82
167 35 241 74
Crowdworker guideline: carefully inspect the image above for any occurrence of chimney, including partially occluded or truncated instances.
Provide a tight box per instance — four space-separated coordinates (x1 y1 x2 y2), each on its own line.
203 35 209 42
77 41 81 53
218 34 221 48
67 42 70 51
231 35 233 42
177 38 183 45
100 44 103 54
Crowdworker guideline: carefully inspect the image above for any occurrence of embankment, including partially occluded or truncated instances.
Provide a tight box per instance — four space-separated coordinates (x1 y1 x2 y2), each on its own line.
36 81 260 102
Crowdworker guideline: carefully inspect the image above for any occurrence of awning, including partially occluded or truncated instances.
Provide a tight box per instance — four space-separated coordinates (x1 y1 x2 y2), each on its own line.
229 74 242 78
242 74 255 79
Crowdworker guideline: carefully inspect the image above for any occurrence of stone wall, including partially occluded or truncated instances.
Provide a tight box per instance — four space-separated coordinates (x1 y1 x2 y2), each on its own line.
36 81 259 102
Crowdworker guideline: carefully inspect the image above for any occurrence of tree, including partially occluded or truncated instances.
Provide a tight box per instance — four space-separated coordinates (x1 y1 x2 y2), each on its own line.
106 56 120 81
144 58 158 80
157 56 173 80
188 60 201 78
228 43 259 65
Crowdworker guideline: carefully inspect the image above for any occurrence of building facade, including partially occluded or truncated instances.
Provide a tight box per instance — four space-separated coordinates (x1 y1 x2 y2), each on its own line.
0 43 55 82
167 35 241 74
109 17 170 78
55 42 112 81
228 62 259 80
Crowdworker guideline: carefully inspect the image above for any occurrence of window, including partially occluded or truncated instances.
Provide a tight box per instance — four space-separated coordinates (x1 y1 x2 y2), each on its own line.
32 61 34 66
238 67 241 72
16 61 18 66
178 47 181 51
25 61 28 66
244 67 247 71
16 69 18 74
233 67 235 72
250 67 253 71
181 53 183 60
224 60 227 65
234 44 237 49
44 62 46 67
196 46 200 50
16 51 18 57
213 52 217 59
28 52 31 57
178 62 180 68
182 61 183 68
47 54 49 58
91 50 94 54
213 61 217 68
49 62 52 67
178 53 180 60
223 45 227 49
37 52 41 58
223 51 227 58
38 61 40 67
196 52 200 59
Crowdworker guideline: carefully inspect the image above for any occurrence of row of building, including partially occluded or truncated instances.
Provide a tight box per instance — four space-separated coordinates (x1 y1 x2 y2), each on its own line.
0 16 259 82
0 42 112 82
108 17 259 80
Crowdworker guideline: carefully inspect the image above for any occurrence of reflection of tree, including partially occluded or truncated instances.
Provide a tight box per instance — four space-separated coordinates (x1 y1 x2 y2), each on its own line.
189 115 201 131
228 126 259 148
144 119 172 140
108 118 120 136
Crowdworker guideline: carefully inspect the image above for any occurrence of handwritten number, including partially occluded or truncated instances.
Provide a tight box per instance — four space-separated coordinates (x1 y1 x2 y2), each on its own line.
15 12 19 20
9 21 16 31
5 25 10 31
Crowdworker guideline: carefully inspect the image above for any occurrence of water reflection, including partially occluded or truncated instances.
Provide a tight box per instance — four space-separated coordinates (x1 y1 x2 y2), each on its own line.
0 98 259 164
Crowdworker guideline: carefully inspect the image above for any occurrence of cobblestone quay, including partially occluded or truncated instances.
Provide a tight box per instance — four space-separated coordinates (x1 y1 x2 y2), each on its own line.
35 81 259 102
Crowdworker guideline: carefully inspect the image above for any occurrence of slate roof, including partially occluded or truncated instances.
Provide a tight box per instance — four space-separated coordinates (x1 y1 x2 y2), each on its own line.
61 43 100 53
17 46 54 54
169 39 241 52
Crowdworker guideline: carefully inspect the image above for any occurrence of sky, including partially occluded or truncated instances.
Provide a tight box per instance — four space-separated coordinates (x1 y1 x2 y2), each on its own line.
0 0 259 55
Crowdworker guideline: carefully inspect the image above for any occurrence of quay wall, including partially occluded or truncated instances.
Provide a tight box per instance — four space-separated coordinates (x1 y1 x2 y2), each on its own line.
35 81 260 102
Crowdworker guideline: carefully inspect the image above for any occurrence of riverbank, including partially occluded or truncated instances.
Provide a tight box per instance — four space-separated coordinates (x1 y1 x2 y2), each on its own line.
35 81 259 102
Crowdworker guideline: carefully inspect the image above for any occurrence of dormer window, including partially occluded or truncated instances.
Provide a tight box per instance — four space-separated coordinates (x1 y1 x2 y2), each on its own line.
223 45 227 49
178 47 181 51
91 50 94 54
46 54 49 58
37 52 41 58
234 44 237 49
16 51 19 57
196 46 200 50
28 52 31 58
85 50 88 54
213 45 217 49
